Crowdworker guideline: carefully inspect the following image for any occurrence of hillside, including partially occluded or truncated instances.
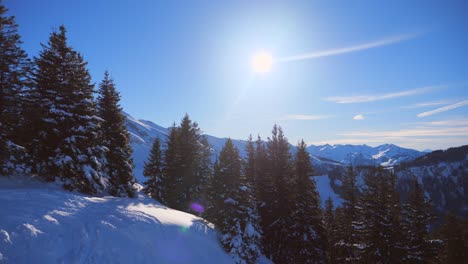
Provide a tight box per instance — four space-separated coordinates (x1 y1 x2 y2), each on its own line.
0 177 232 264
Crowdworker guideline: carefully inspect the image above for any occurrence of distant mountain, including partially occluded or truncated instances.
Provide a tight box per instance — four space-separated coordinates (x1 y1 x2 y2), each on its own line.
125 112 427 182
306 143 425 166
125 113 466 220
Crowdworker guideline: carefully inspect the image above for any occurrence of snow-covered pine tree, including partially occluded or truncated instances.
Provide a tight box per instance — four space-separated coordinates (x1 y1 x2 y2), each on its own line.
290 140 326 263
143 138 164 201
263 125 295 263
31 25 107 194
206 139 261 264
401 179 435 263
241 135 263 263
334 166 365 262
0 3 31 175
97 71 135 197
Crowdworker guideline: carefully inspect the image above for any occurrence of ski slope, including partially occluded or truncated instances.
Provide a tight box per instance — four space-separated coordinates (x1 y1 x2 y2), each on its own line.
0 177 231 264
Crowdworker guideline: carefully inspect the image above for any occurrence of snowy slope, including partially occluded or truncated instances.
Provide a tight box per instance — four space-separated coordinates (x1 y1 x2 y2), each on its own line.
0 176 232 264
312 175 343 207
307 143 424 166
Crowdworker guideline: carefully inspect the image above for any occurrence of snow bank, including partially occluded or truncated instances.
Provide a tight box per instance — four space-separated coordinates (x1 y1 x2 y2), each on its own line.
0 177 232 264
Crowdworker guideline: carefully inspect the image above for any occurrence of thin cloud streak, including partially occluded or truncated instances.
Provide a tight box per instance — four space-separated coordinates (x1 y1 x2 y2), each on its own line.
281 114 330 121
417 100 468 118
277 32 422 62
402 100 453 109
340 127 468 137
326 86 439 104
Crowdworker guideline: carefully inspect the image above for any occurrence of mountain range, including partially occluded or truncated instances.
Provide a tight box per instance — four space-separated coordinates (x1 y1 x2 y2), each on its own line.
125 112 467 221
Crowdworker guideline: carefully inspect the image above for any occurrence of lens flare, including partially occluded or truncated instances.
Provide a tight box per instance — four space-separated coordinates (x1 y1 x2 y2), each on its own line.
190 202 204 213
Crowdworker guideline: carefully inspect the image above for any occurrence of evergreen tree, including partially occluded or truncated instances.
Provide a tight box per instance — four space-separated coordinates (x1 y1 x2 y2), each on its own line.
31 26 107 194
360 167 403 263
143 138 164 201
162 124 180 207
0 2 31 175
437 213 467 264
324 197 338 264
161 115 211 212
97 71 135 197
334 166 364 263
263 125 295 263
401 179 435 263
290 140 326 263
206 139 262 264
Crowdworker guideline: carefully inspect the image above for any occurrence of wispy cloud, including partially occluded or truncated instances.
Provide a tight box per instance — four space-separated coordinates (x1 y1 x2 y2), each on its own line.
417 100 468 118
353 114 365 120
277 32 422 62
422 118 468 126
326 85 440 104
340 127 468 137
281 114 330 121
314 117 468 150
402 100 453 109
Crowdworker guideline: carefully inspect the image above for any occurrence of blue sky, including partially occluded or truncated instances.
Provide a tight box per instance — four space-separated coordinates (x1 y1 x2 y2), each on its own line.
7 0 468 150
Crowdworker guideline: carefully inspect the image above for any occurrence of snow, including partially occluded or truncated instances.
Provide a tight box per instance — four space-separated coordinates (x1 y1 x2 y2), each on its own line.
307 143 424 166
0 176 232 264
312 175 343 207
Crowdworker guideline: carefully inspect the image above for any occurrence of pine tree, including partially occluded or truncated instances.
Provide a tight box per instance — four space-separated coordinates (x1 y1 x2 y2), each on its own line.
334 166 364 263
206 139 261 264
242 135 263 263
143 138 164 201
31 26 107 194
290 140 326 263
401 179 435 263
360 167 403 263
263 125 295 263
161 115 211 212
162 123 180 208
324 197 338 264
0 2 31 175
438 213 467 264
97 71 135 197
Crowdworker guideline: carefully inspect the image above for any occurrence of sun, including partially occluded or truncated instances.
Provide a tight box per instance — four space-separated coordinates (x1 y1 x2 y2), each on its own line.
251 52 273 73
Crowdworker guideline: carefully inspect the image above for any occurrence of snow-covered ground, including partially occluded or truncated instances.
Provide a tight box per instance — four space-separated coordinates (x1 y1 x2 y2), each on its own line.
0 176 232 264
313 175 343 207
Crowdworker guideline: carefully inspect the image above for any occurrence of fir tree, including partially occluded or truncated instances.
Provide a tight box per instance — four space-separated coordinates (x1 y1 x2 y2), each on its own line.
401 179 435 263
290 140 326 263
334 166 364 263
438 213 467 264
143 138 164 201
31 26 107 194
0 2 31 175
263 125 295 263
97 71 135 197
162 123 180 208
161 114 211 212
206 139 261 264
360 167 403 263
324 197 338 264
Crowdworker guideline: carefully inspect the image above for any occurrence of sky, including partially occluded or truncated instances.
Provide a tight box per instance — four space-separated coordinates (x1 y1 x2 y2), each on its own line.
7 0 468 151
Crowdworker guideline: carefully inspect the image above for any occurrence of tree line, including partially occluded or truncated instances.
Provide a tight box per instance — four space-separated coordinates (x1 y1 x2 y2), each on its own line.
143 117 466 263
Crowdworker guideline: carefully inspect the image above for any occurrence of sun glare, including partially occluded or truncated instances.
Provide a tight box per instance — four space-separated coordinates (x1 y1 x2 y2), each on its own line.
251 52 273 73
